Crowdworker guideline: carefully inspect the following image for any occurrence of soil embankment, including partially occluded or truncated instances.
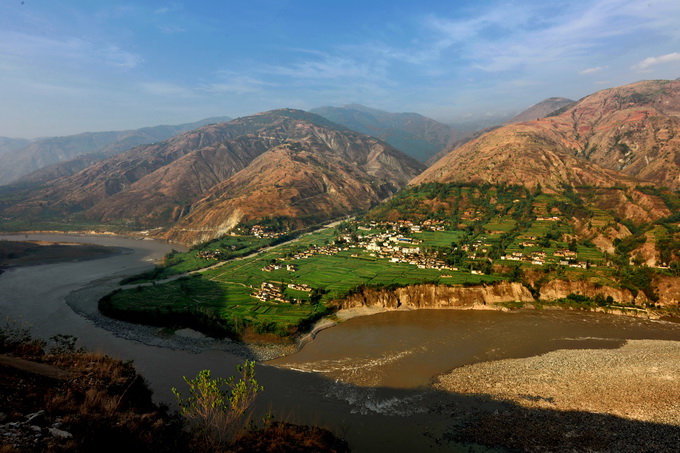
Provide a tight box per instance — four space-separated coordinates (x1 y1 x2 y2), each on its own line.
337 282 534 310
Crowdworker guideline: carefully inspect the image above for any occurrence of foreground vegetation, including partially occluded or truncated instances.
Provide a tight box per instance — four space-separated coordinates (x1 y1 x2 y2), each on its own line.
0 320 349 453
100 182 680 341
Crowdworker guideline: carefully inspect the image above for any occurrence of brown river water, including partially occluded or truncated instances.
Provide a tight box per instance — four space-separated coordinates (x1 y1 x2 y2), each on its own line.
1 234 679 452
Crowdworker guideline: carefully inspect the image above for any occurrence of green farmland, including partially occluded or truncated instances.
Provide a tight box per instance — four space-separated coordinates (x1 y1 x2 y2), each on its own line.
102 224 501 340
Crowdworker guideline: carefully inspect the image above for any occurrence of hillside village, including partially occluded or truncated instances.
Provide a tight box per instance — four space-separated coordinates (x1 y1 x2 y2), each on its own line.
246 217 594 305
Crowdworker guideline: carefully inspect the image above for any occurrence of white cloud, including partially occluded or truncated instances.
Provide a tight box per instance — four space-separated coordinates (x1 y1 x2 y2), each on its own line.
154 4 183 15
0 30 142 70
579 66 606 75
632 52 680 70
420 0 680 74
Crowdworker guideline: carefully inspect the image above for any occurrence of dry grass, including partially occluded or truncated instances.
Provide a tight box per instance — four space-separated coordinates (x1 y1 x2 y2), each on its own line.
225 422 350 453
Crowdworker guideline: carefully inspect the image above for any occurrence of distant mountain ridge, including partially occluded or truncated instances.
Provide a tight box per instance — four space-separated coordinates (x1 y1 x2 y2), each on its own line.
310 104 464 163
0 137 31 156
0 116 231 186
3 109 423 245
506 97 575 124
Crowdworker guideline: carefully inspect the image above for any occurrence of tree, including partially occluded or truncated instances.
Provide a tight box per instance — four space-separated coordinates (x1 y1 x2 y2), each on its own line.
172 361 264 447
568 238 578 252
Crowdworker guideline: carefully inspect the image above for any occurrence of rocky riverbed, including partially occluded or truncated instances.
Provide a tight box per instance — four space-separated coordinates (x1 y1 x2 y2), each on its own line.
432 339 680 451
435 339 680 426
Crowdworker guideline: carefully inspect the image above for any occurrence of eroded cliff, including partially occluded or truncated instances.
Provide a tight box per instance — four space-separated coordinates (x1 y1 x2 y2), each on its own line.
336 282 534 310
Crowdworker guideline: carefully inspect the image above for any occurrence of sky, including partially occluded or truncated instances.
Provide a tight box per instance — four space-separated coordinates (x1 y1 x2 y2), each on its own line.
1 0 680 139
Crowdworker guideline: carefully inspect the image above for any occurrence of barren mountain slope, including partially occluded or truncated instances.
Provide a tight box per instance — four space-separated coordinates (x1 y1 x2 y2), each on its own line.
417 80 680 190
3 109 423 242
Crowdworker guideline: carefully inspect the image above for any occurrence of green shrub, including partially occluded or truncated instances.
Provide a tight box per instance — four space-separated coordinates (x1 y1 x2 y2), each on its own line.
172 361 264 448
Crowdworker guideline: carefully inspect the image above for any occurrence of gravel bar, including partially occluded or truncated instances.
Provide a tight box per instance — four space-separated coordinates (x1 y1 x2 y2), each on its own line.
435 339 680 426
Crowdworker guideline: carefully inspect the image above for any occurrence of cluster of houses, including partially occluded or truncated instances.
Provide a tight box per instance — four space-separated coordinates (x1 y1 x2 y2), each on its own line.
360 219 447 232
282 222 460 272
287 283 312 292
501 248 586 268
253 282 287 303
261 263 297 272
250 225 284 239
252 281 312 303
289 243 348 260
459 238 492 259
196 249 227 260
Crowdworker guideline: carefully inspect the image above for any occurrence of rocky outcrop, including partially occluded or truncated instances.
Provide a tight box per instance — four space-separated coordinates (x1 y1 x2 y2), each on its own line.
336 282 534 310
654 275 680 306
538 279 640 304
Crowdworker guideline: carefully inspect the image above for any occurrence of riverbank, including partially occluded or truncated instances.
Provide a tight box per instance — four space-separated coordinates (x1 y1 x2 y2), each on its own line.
65 276 297 361
68 273 680 365
434 339 680 426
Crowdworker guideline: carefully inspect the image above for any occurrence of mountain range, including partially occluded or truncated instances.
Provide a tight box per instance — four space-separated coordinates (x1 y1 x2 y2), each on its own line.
417 80 680 191
2 109 423 244
0 137 31 156
1 79 679 247
0 116 231 186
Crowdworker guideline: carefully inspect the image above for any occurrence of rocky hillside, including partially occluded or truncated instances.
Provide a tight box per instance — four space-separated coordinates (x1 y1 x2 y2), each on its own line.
0 116 231 186
417 79 680 190
310 104 464 162
166 135 420 244
3 109 423 244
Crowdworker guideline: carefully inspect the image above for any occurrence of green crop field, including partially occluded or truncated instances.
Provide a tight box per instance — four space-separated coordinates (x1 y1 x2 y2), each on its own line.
105 221 503 339
412 230 463 247
484 216 517 232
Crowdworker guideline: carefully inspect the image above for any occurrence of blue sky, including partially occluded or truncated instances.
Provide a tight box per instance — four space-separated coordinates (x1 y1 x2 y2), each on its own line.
1 0 680 138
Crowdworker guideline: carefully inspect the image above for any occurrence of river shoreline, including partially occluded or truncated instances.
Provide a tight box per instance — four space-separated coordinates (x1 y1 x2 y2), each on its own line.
5 232 676 358
41 261 680 364
65 277 298 361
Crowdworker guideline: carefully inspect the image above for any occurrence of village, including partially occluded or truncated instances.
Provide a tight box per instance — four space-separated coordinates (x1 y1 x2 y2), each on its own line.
248 218 591 303
252 281 313 303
